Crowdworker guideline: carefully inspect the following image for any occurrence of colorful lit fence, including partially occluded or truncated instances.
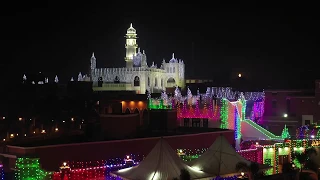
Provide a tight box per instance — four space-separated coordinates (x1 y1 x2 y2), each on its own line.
13 147 263 180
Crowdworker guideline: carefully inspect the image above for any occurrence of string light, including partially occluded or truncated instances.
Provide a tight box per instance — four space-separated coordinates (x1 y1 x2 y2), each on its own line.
14 157 52 180
0 164 3 180
281 125 290 139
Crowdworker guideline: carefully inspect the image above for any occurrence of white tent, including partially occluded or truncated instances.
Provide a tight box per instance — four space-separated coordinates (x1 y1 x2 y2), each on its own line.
188 135 251 177
110 138 213 180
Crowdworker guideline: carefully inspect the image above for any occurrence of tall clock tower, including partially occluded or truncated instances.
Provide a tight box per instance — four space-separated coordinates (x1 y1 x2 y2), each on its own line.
125 23 138 68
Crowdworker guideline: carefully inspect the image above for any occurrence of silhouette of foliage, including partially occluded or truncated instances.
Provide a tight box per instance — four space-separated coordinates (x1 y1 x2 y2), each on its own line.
179 168 191 180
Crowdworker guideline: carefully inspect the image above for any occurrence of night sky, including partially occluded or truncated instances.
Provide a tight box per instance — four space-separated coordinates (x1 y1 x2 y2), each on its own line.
1 2 319 89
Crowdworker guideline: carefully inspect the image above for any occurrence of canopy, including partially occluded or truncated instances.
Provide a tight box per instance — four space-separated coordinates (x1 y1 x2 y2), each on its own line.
111 138 212 180
188 134 251 177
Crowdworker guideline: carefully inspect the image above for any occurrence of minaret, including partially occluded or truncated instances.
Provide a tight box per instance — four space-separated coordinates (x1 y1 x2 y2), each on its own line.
125 23 138 68
89 52 96 81
90 52 96 70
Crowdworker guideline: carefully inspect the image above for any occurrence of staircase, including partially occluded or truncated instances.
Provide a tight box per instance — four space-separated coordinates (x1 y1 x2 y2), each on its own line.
241 119 282 140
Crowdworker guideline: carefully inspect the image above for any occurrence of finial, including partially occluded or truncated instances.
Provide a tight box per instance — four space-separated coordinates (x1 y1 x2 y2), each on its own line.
143 50 145 54
172 53 175 59
138 47 140 53
130 23 133 28
92 52 95 58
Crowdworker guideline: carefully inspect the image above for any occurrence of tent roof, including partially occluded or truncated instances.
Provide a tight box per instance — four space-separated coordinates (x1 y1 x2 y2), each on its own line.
188 135 251 176
111 138 212 180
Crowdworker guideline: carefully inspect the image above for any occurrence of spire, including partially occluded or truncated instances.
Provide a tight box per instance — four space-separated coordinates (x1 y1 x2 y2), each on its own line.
130 23 133 28
138 47 140 53
54 75 59 83
78 72 83 81
172 53 175 59
91 52 95 58
143 50 145 54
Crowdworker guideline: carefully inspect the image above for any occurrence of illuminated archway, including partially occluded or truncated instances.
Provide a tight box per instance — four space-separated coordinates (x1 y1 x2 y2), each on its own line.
167 77 176 87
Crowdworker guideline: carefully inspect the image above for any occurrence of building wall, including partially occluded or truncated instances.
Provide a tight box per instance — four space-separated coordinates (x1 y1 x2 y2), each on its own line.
99 114 139 139
263 88 320 135
6 130 234 171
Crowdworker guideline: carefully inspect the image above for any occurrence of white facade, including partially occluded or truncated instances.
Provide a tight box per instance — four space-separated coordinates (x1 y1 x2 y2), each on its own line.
89 24 185 94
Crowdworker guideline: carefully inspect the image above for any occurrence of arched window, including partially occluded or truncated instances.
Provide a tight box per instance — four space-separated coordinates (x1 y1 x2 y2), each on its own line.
134 108 139 114
114 76 120 83
125 108 130 114
155 78 158 87
161 79 163 87
134 76 140 86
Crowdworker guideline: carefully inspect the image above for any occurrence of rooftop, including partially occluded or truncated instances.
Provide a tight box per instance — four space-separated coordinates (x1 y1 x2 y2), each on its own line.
8 127 230 148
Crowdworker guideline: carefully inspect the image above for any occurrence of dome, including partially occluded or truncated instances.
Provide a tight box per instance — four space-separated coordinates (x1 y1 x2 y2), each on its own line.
127 23 136 34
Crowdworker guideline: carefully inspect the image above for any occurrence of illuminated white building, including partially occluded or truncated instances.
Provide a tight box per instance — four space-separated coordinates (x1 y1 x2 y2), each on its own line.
88 23 185 94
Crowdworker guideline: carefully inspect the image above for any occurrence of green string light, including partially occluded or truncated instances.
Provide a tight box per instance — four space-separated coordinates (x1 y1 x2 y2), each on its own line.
14 157 52 180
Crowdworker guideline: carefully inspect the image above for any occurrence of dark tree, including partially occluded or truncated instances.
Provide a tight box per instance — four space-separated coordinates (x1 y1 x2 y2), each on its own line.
179 168 191 180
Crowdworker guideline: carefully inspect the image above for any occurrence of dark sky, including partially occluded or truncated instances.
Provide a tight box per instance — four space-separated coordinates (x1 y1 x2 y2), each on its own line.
1 2 319 89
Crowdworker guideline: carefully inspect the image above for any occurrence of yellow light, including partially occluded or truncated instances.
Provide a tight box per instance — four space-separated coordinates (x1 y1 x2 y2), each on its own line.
41 130 46 133
283 113 288 118
63 162 67 166
238 73 242 78
10 134 14 138
241 172 244 176
55 128 59 132
18 117 22 121
71 118 74 121
3 139 5 141
33 131 36 134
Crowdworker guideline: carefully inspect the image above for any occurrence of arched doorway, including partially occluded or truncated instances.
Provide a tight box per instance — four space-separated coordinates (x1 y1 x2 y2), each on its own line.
134 108 139 114
98 77 103 87
167 77 176 87
114 76 120 83
134 76 140 86
125 108 130 114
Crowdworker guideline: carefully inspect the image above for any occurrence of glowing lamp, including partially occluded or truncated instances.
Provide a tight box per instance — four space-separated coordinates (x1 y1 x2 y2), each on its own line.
283 114 288 118
241 172 244 177
18 117 22 121
238 73 242 78
55 128 59 132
